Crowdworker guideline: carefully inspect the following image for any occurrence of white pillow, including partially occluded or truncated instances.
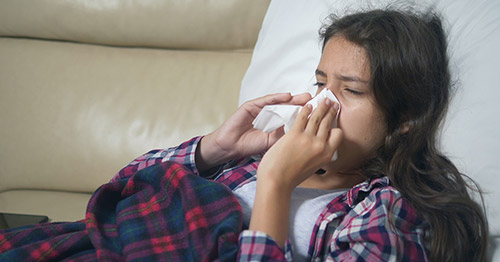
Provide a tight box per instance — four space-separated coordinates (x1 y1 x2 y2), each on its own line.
240 0 500 239
239 0 425 105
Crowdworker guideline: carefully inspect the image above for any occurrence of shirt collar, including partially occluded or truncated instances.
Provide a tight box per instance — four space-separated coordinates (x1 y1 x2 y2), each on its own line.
346 176 390 207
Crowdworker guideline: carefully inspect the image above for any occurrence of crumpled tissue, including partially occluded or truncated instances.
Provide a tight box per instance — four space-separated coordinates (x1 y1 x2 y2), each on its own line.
252 88 341 160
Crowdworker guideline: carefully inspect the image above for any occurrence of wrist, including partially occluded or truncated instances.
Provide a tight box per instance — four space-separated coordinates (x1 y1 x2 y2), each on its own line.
195 133 234 172
256 173 294 197
256 160 299 194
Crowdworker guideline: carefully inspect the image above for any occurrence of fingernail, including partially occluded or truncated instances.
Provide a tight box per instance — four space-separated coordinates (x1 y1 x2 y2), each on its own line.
325 98 331 105
333 103 339 110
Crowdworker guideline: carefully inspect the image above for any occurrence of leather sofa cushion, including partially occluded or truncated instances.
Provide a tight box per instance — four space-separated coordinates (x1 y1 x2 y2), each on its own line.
0 0 269 49
0 37 249 193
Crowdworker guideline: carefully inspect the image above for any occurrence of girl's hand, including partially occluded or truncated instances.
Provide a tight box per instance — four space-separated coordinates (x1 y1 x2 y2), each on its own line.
257 98 343 192
196 92 312 171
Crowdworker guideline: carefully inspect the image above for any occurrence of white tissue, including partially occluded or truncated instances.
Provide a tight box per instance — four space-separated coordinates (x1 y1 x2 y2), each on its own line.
251 104 302 133
303 88 341 129
252 89 341 160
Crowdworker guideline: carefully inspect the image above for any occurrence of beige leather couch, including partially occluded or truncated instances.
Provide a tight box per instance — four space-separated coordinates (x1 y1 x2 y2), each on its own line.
0 0 270 223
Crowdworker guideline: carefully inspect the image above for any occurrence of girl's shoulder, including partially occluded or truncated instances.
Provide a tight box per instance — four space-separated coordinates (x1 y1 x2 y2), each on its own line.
329 177 429 261
347 176 427 232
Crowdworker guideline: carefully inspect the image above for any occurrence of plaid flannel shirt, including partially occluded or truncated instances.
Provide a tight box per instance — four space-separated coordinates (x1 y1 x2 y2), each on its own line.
112 136 429 261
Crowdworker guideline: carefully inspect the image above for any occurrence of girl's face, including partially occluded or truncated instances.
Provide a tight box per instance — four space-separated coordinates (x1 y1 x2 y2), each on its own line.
315 36 387 175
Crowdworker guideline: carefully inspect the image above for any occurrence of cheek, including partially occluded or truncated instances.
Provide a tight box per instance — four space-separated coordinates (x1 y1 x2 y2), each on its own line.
337 103 367 135
337 103 386 149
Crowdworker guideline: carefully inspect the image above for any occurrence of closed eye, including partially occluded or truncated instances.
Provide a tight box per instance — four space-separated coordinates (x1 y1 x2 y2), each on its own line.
345 88 363 96
313 82 326 88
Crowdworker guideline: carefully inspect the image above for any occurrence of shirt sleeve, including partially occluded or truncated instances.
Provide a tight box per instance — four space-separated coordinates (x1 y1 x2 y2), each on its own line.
328 188 429 262
111 136 203 181
238 230 294 262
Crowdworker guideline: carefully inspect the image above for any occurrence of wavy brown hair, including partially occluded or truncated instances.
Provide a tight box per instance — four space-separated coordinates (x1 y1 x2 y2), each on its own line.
320 9 488 261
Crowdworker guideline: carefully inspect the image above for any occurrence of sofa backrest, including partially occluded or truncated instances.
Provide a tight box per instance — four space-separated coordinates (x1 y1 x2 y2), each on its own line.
0 0 270 193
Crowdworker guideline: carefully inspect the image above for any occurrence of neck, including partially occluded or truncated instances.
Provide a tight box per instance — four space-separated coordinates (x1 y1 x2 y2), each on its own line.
298 169 365 190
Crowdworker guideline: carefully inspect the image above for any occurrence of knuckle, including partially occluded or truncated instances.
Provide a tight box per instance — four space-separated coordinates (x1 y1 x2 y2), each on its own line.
309 112 322 122
310 117 321 126
311 141 326 153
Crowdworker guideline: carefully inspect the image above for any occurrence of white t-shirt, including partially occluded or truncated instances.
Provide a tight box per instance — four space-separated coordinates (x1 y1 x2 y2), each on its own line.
233 180 347 262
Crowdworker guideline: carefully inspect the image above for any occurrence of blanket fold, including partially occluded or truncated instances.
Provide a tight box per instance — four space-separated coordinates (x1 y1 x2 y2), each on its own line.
0 161 243 262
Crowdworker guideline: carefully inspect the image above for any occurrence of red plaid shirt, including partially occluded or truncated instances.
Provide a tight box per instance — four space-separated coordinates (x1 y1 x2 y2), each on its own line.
113 136 429 261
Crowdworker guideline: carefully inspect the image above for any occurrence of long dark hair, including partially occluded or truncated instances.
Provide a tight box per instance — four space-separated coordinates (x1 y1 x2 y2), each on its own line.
320 9 488 261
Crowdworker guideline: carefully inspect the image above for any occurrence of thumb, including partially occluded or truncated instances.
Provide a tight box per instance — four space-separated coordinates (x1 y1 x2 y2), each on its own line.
328 128 343 151
268 126 285 146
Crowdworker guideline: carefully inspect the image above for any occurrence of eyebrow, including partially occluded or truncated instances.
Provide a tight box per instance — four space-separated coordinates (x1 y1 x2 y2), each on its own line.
315 69 327 77
315 69 369 84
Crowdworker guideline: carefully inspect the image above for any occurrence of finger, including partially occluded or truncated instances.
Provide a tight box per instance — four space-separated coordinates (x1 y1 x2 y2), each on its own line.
305 98 332 135
317 104 337 139
242 93 293 117
268 126 285 146
328 128 343 152
291 104 313 131
279 92 312 106
248 93 293 108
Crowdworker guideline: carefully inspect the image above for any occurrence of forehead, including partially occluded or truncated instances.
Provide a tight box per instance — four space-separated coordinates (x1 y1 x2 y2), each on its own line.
318 36 370 79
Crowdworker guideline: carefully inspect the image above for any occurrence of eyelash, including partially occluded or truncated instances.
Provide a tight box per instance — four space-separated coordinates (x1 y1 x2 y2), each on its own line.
314 82 363 96
313 82 325 88
346 88 363 96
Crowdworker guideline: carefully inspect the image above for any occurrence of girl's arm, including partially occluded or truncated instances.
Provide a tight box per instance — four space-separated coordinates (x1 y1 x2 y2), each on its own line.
249 98 342 246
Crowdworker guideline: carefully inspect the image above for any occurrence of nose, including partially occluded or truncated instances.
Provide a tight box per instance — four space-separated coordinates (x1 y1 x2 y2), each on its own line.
310 88 341 112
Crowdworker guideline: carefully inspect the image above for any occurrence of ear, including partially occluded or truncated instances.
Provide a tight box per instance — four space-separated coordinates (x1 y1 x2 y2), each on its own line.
400 121 410 134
